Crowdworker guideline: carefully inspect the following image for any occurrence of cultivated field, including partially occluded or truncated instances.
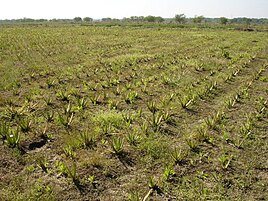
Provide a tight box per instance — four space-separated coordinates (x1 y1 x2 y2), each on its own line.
0 25 268 200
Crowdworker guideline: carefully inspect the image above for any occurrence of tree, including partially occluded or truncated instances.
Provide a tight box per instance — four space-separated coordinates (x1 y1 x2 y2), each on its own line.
193 16 204 24
220 17 228 25
144 15 156 22
175 14 186 24
155 16 164 23
83 17 93 22
101 18 112 22
73 17 82 22
245 18 252 26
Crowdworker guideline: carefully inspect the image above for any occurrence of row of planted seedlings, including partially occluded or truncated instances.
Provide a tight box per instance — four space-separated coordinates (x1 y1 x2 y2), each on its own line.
0 97 45 152
18 42 224 102
16 56 202 196
118 76 235 198
221 63 268 149
0 28 251 100
43 42 260 155
180 62 268 171
30 52 267 198
0 27 140 86
1 30 267 199
38 96 174 191
59 31 267 199
45 42 260 153
26 39 262 108
0 88 126 187
176 49 258 111
124 53 268 200
115 49 243 107
21 67 170 186
1 27 264 91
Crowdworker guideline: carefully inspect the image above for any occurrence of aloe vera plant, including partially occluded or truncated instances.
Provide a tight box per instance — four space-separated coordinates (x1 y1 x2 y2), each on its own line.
6 128 20 148
76 97 87 111
125 91 139 104
56 90 70 101
179 95 193 109
66 162 79 184
170 148 186 165
147 101 158 114
111 137 124 155
80 130 96 148
0 122 10 140
163 164 175 181
63 145 76 159
17 117 32 132
150 113 163 132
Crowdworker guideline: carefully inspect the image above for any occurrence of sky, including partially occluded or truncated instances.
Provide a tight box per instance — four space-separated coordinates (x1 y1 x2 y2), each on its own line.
0 0 268 20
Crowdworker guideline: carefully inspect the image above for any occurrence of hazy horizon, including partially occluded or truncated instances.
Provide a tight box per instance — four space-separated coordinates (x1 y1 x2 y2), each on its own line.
1 0 268 20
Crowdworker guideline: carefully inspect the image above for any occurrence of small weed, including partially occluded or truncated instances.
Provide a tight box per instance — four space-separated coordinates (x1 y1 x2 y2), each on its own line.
204 116 216 130
222 131 231 143
225 97 236 109
37 157 49 173
196 126 212 143
122 113 135 125
63 102 73 116
219 154 233 169
102 123 112 134
137 108 143 118
124 83 132 91
128 191 140 201
239 121 253 136
161 111 173 124
141 122 149 135
148 176 158 190
88 83 98 91
46 79 56 88
114 86 121 95
221 49 231 59
225 74 233 82
256 96 267 114
207 81 217 92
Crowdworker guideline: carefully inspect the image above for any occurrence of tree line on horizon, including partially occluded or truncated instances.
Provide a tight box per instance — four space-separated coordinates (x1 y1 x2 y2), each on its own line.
1 14 268 25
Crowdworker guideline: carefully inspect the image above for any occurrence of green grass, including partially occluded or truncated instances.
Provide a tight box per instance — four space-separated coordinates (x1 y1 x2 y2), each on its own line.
0 24 268 200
